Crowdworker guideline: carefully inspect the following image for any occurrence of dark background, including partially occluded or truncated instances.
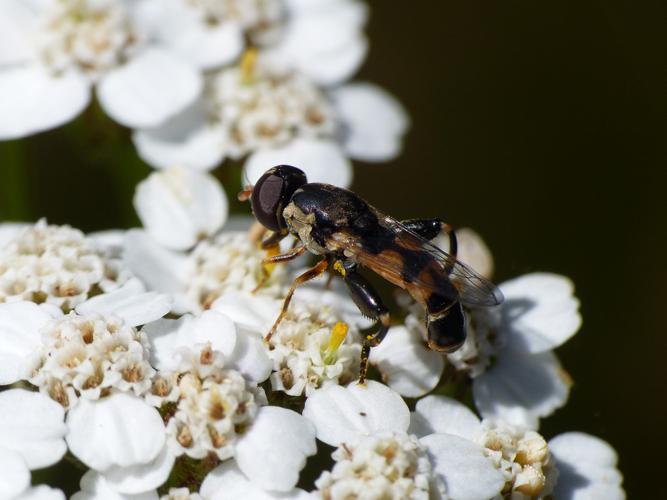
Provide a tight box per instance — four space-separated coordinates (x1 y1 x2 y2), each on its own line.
1 1 665 497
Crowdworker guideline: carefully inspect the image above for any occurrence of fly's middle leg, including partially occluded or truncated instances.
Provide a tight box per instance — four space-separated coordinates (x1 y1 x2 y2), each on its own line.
334 260 390 384
265 257 329 343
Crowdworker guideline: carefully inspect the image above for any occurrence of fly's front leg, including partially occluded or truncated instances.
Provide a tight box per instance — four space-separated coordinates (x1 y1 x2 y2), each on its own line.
334 260 390 384
265 257 330 343
402 218 457 274
253 231 300 292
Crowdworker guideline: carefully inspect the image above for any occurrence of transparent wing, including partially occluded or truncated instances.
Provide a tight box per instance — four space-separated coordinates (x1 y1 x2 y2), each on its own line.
377 212 504 307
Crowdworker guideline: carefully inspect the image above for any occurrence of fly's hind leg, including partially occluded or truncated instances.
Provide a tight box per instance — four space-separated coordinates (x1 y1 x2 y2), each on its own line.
265 257 329 343
401 218 458 274
334 260 390 384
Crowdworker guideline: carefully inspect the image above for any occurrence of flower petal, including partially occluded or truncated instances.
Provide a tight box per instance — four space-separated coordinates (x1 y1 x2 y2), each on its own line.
76 278 172 327
18 485 66 500
244 139 352 188
369 326 444 398
201 461 310 500
123 230 192 312
102 447 175 495
0 301 51 384
144 311 238 372
98 48 202 128
66 393 165 471
226 329 273 384
235 406 317 492
0 64 90 139
0 389 67 469
331 82 408 162
303 381 410 447
134 167 228 250
72 471 158 500
211 292 280 334
0 0 38 66
473 350 571 429
132 100 225 171
500 273 581 353
410 395 480 440
0 448 29 499
549 432 625 500
421 434 504 500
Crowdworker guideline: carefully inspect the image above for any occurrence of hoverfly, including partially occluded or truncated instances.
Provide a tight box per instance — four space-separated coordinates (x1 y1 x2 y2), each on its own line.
241 165 503 383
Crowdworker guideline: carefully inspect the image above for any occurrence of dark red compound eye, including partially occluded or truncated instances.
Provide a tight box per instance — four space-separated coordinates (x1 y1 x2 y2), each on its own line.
250 165 307 231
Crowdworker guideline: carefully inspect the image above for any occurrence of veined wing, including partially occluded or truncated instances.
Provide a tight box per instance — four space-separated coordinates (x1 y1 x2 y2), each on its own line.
329 208 504 308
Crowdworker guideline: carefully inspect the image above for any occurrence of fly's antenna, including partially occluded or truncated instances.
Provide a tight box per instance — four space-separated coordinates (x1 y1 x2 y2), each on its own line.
238 170 254 202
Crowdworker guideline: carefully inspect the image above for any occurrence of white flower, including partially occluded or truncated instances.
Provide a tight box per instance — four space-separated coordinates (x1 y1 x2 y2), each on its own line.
147 0 368 86
411 395 625 499
133 55 407 186
213 280 372 397
0 0 203 139
160 488 203 500
200 461 310 500
410 395 557 498
549 432 625 499
304 381 505 500
124 228 290 314
390 229 580 427
0 281 170 401
0 389 67 500
0 219 130 310
72 470 158 500
134 167 228 251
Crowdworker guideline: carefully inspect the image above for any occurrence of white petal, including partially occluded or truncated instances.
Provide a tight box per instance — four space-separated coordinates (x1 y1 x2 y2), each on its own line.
277 0 368 85
421 434 504 500
201 462 310 500
0 389 66 469
72 471 158 500
0 448 29 499
226 328 272 384
0 222 27 247
132 100 224 171
473 350 571 429
0 0 38 65
87 229 127 258
500 273 581 353
410 395 480 440
235 406 317 492
98 48 202 128
66 394 165 471
302 381 409 447
244 139 352 188
76 278 172 327
17 485 66 500
0 65 90 139
211 292 280 334
436 227 495 279
331 82 408 162
134 167 228 250
550 432 625 500
294 280 373 330
0 301 51 384
144 311 237 372
369 326 443 398
123 230 192 312
102 447 175 495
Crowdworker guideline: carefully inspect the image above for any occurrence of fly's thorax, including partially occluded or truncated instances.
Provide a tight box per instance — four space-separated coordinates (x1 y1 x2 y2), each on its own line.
282 202 327 255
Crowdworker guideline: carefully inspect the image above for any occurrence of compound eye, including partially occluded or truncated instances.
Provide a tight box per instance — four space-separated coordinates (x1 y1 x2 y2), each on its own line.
251 173 285 231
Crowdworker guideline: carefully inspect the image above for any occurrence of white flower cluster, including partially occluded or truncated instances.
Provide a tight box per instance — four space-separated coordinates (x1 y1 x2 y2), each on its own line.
37 0 138 79
315 431 433 499
31 312 155 408
208 58 336 160
268 300 361 396
153 345 264 460
186 231 289 311
476 421 556 498
0 220 126 310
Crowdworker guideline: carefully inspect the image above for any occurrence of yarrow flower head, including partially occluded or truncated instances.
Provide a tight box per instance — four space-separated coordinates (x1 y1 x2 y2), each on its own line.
0 220 128 310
